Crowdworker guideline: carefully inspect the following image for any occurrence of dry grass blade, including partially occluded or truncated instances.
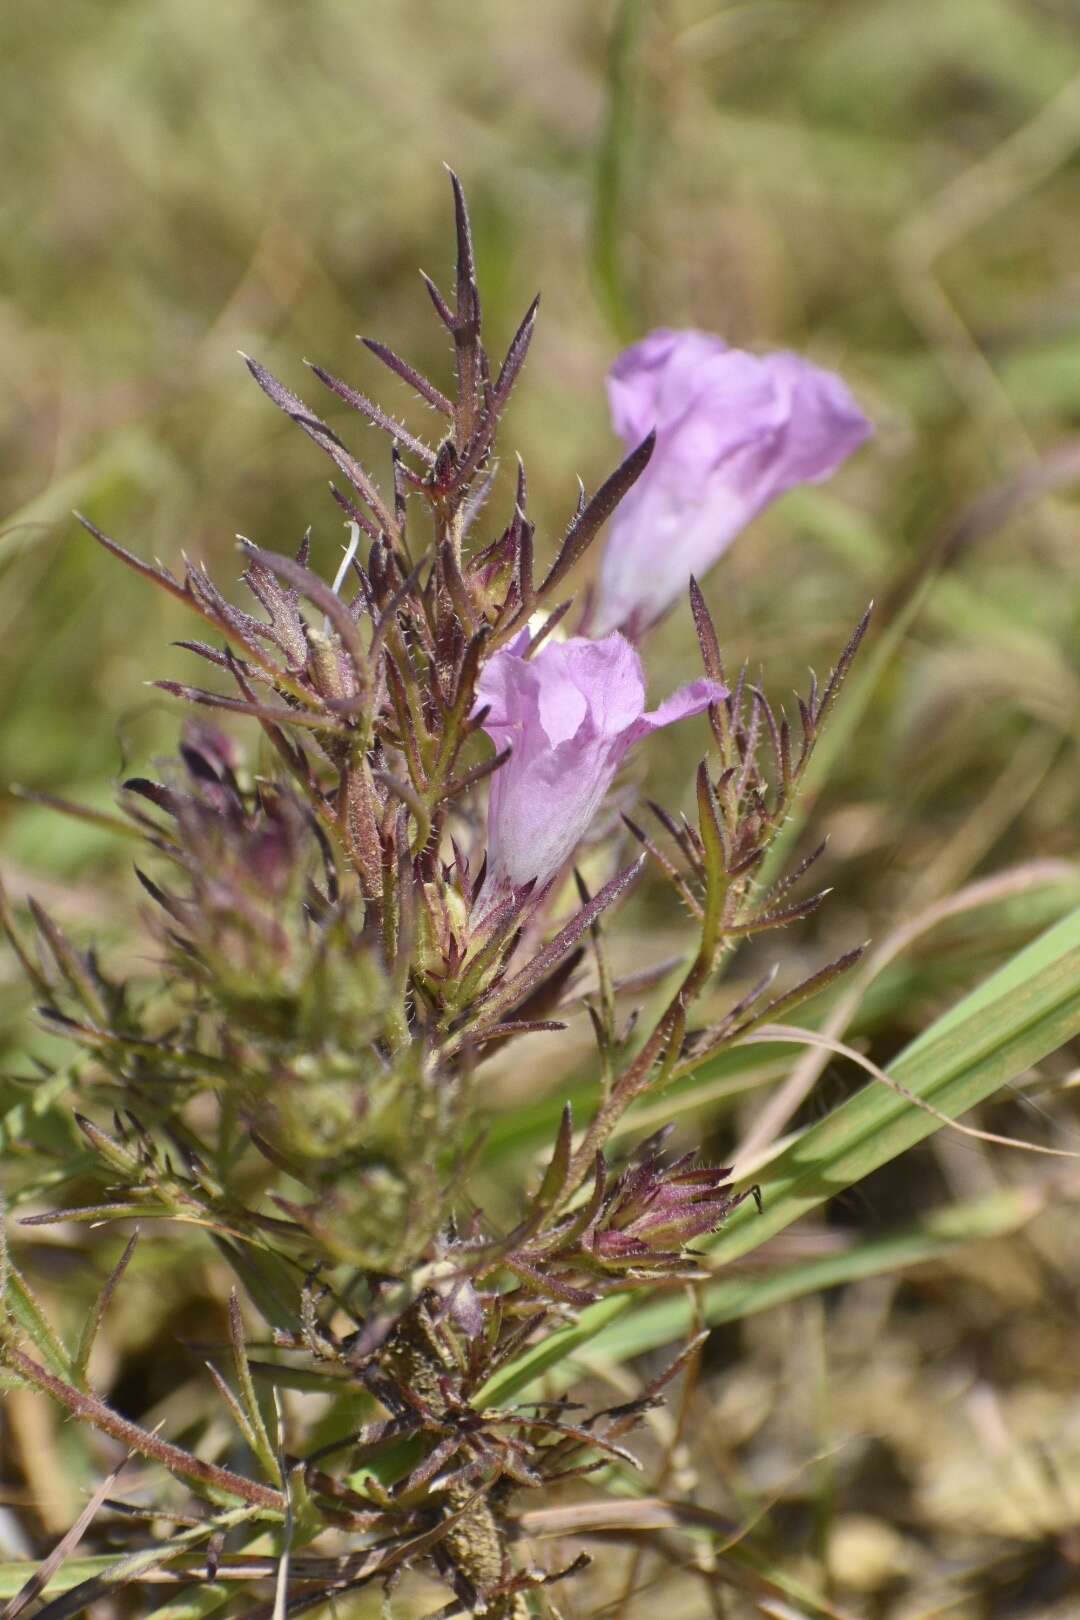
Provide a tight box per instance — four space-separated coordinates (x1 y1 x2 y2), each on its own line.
24 1507 262 1620
0 1457 130 1620
737 859 1077 1162
743 1023 1078 1158
516 1490 860 1619
271 1388 290 1620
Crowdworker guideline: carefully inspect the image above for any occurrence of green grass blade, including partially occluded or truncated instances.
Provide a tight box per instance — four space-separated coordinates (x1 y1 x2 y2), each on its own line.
481 908 1080 1402
587 1186 1039 1363
676 904 1078 1266
1 1266 73 1381
0 1559 117 1601
591 0 647 340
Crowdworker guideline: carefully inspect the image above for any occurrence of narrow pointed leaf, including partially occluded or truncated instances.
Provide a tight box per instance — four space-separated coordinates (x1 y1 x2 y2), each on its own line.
360 336 452 414
241 354 395 536
474 858 645 1025
306 362 435 464
541 432 655 595
73 1231 139 1384
689 576 725 685
493 294 540 410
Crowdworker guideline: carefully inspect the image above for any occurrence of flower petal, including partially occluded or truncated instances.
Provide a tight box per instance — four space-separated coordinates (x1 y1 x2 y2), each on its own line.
594 330 871 637
629 677 726 743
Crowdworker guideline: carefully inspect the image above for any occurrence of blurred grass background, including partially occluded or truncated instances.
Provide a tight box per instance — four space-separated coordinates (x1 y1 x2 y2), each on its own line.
3 1 1080 1614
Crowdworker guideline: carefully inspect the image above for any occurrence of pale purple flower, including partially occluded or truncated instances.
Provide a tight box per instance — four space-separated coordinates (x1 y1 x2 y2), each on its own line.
473 631 723 905
593 328 872 637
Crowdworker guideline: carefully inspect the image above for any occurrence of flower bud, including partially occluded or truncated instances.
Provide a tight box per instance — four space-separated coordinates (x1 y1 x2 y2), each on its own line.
589 1147 749 1269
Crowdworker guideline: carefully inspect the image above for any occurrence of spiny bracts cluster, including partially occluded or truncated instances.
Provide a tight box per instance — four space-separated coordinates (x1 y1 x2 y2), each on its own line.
1 174 869 1618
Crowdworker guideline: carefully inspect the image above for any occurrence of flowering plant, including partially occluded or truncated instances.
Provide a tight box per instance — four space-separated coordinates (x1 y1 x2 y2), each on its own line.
1 177 872 1617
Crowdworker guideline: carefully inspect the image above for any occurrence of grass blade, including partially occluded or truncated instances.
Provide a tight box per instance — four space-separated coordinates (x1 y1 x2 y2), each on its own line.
480 907 1080 1401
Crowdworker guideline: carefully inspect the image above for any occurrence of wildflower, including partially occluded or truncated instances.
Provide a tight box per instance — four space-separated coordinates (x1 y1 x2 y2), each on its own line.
473 630 723 902
593 328 871 636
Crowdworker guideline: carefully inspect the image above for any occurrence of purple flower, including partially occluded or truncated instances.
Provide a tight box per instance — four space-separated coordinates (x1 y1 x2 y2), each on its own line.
593 328 871 637
473 631 723 905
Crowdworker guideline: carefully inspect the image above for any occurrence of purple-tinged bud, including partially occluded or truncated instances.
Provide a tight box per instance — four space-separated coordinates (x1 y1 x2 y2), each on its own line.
593 328 872 637
588 1148 751 1269
473 632 723 908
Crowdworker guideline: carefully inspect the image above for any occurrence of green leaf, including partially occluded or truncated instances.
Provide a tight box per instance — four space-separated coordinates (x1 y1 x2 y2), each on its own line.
1 1264 73 1381
213 1237 302 1334
0 1069 76 1149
